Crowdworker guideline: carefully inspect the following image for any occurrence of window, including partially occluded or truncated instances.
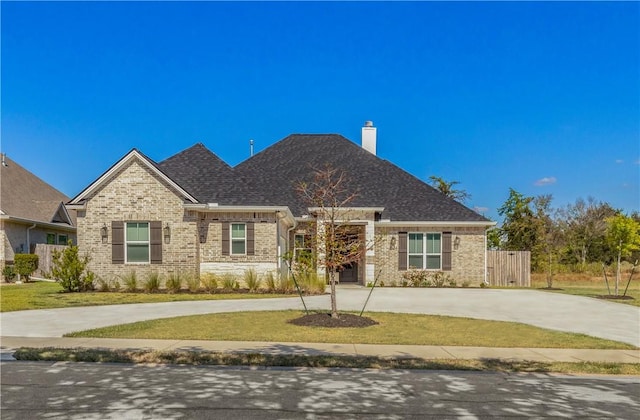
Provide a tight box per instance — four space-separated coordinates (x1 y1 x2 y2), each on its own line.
408 233 441 270
46 233 56 245
294 234 305 249
231 223 246 255
126 222 149 263
57 234 68 245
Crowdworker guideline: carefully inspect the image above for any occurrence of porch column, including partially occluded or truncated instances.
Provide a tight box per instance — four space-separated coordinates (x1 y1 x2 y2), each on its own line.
365 220 375 284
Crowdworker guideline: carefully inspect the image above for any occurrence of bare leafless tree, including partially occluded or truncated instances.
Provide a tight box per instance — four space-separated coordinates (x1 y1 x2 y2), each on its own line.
296 165 366 318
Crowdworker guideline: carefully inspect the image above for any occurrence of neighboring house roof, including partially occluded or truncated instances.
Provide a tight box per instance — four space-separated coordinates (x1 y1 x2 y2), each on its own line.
0 155 76 226
234 134 489 222
157 143 263 205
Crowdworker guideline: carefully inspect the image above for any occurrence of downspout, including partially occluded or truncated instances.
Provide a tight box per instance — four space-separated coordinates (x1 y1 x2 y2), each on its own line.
26 223 36 254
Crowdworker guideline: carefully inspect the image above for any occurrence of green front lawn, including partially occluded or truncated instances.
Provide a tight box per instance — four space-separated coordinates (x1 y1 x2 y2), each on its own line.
531 274 640 307
67 310 636 350
0 281 294 312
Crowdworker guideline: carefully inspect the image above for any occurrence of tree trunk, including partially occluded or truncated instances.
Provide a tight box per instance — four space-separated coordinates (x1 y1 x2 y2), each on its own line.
615 241 621 296
547 252 552 288
329 270 339 318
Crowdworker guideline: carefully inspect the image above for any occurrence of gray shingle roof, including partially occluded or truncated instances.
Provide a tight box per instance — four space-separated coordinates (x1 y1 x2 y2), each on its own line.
157 143 263 205
0 155 75 226
233 134 489 222
147 134 488 222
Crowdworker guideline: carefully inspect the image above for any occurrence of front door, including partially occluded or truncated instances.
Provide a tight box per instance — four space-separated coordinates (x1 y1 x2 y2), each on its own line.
340 263 358 283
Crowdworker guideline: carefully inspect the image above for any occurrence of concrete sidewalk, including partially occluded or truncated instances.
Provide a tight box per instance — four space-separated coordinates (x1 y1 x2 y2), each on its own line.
2 336 639 364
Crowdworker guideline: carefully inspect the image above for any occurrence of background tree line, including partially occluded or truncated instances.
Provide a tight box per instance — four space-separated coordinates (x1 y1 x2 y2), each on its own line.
489 190 640 273
428 177 640 274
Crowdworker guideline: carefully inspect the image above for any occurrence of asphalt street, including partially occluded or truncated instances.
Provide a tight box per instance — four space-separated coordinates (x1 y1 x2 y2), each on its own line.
2 361 639 419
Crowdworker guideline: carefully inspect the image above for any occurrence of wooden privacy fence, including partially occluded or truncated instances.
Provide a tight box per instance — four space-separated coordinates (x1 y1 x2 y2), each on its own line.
33 244 67 277
487 250 531 287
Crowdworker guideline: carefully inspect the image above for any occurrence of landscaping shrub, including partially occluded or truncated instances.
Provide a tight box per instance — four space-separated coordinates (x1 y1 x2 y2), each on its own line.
166 272 183 293
185 273 201 293
461 280 471 288
431 271 448 288
402 269 429 287
278 274 294 293
221 273 239 291
50 245 94 292
2 265 16 283
96 276 111 292
143 272 161 293
244 269 261 293
122 271 138 292
201 273 218 293
264 271 277 293
297 271 325 294
14 254 39 282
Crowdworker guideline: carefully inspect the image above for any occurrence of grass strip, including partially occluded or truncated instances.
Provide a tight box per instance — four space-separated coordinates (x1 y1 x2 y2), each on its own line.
0 281 295 312
13 347 640 375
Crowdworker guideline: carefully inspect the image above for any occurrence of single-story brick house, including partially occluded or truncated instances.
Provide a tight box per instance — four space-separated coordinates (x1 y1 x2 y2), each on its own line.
68 123 495 285
1 154 76 270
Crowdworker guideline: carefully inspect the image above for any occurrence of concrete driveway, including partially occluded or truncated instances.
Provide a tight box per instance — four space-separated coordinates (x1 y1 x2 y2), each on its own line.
1 288 639 346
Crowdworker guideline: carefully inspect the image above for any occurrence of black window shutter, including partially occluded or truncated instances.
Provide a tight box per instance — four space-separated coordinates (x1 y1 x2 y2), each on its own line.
442 232 452 271
112 221 124 264
246 222 255 255
221 222 230 255
398 232 407 271
150 221 162 264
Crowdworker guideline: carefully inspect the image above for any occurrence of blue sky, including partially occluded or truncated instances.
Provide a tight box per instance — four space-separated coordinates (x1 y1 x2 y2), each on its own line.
2 1 638 222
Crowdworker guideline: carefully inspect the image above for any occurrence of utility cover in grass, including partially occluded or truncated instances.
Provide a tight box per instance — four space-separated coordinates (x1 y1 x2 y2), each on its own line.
289 313 379 328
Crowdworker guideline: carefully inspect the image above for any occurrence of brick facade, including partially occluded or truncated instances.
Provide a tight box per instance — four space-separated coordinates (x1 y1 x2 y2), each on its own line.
375 225 487 286
77 158 200 280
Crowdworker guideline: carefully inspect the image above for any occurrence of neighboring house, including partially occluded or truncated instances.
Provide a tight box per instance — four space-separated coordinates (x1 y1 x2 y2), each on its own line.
0 154 76 268
68 123 495 285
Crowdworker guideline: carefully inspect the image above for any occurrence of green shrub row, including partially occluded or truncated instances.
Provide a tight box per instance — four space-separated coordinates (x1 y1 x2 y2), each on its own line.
93 269 326 295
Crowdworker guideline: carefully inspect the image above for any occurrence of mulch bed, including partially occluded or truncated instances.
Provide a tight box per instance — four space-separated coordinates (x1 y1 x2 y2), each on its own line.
596 295 635 301
288 313 379 328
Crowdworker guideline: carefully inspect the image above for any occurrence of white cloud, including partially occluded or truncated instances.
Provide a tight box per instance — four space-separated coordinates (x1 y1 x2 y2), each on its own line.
474 206 488 214
615 159 624 164
534 176 557 186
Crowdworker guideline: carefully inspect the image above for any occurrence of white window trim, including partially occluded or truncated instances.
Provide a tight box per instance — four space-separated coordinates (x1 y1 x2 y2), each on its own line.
125 222 150 264
408 232 442 270
230 223 247 256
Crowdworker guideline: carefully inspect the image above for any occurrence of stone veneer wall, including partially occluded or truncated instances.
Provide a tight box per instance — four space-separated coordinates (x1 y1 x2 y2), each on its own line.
375 225 487 286
77 159 199 281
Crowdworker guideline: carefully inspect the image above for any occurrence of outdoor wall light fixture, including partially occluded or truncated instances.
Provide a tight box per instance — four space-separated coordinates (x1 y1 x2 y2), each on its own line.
454 236 461 250
100 224 108 243
164 223 171 243
390 236 397 250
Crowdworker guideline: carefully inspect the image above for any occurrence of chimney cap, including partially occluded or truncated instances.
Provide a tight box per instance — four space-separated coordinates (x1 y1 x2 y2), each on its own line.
364 120 374 127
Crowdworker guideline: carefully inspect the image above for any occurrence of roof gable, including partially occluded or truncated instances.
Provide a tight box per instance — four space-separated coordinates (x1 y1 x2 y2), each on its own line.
69 149 198 204
0 155 75 225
